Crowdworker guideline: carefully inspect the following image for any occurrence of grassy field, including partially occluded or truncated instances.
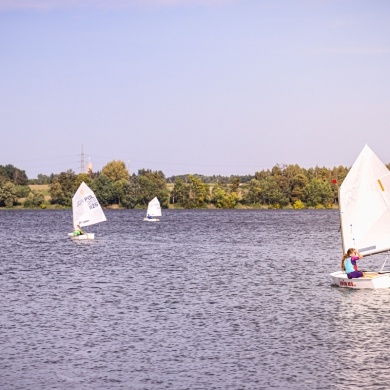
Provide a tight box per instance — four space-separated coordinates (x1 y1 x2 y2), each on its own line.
29 184 50 192
29 184 51 201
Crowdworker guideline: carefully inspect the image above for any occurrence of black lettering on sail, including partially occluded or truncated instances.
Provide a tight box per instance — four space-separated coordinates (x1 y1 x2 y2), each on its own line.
85 195 98 210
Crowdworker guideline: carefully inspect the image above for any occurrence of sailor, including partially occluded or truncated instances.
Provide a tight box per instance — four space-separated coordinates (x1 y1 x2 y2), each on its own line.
73 224 83 236
341 248 364 279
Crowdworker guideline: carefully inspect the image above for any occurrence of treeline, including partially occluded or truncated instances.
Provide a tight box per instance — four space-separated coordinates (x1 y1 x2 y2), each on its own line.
2 160 390 209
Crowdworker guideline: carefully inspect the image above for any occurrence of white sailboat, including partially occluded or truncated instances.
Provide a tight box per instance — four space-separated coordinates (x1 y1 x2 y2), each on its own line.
143 197 161 222
68 182 107 240
330 145 390 288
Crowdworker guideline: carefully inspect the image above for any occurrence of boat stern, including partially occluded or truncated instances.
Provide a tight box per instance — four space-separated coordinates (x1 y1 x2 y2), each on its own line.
330 270 390 289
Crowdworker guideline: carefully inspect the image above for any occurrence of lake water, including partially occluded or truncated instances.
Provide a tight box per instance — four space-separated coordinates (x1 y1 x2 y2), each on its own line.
1 209 390 390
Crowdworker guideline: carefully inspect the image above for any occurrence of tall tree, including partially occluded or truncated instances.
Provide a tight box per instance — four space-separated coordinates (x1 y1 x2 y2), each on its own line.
171 178 188 206
102 161 130 182
242 179 262 205
290 173 309 203
303 178 334 208
185 175 209 208
92 175 116 207
114 179 132 208
49 170 77 206
136 169 169 207
0 164 28 185
259 176 289 207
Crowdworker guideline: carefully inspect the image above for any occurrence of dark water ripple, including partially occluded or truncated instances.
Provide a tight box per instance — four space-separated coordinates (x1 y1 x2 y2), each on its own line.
1 209 390 389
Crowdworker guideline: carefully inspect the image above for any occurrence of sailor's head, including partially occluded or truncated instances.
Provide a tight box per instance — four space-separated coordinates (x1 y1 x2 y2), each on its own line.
347 248 356 256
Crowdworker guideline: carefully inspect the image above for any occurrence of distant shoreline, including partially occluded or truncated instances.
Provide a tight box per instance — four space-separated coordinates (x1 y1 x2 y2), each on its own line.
1 205 339 211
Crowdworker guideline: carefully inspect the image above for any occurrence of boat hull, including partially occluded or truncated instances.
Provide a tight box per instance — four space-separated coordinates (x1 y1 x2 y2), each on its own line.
143 218 159 222
330 270 390 289
68 233 95 240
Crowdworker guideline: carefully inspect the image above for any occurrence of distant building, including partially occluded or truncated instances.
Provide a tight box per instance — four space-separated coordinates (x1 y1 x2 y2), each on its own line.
86 160 93 174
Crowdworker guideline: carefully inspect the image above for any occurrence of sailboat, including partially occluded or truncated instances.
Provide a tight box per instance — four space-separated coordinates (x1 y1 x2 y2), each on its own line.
330 145 390 288
143 197 161 222
68 181 107 240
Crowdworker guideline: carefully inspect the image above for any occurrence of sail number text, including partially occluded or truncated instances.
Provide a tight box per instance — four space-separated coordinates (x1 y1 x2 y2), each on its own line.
77 195 99 209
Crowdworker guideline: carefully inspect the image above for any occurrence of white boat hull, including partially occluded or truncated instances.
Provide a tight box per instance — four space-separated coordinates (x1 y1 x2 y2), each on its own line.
330 270 390 289
68 233 95 240
143 218 159 222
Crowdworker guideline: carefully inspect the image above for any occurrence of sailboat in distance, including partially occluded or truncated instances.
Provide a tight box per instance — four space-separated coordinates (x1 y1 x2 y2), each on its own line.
330 145 390 288
143 197 161 222
68 182 107 240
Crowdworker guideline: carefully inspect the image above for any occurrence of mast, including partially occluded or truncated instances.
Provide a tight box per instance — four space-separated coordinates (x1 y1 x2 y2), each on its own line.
338 186 346 256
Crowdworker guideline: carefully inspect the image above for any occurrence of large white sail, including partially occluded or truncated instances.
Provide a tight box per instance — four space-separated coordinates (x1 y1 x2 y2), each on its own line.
72 182 107 228
146 197 162 217
339 145 390 256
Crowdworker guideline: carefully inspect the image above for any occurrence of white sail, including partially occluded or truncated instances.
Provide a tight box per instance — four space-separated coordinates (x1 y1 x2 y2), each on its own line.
339 145 390 256
72 182 107 228
146 197 162 217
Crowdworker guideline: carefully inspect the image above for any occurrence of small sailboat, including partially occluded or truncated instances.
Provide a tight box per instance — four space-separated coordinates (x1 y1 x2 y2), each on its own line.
68 182 107 240
330 145 390 288
143 197 161 222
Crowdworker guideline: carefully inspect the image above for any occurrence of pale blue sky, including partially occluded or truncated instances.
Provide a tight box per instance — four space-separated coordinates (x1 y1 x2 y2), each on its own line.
1 0 390 179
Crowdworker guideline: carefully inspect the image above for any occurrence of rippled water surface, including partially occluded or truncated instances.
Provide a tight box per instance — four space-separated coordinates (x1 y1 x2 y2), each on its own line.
2 209 390 390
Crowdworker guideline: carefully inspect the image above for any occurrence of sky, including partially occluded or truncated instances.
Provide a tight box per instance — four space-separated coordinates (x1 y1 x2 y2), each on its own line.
1 0 390 179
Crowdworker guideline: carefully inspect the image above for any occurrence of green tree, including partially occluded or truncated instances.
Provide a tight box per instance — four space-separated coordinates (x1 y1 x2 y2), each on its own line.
185 175 209 208
254 169 271 181
303 178 334 208
36 174 51 184
49 170 77 206
229 176 240 193
49 179 65 205
102 160 130 182
290 173 309 203
137 175 155 205
242 179 261 204
0 164 28 185
24 191 45 208
114 179 132 207
15 185 31 199
171 178 188 206
283 164 303 181
259 176 289 207
0 182 18 207
135 169 169 208
92 175 116 207
126 176 143 209
212 184 238 208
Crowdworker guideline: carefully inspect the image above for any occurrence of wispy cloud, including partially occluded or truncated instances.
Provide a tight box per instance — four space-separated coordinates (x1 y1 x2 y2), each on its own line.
0 0 236 11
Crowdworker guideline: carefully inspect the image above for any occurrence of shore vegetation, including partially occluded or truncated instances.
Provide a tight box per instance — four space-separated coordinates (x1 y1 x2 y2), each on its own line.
3 160 388 210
